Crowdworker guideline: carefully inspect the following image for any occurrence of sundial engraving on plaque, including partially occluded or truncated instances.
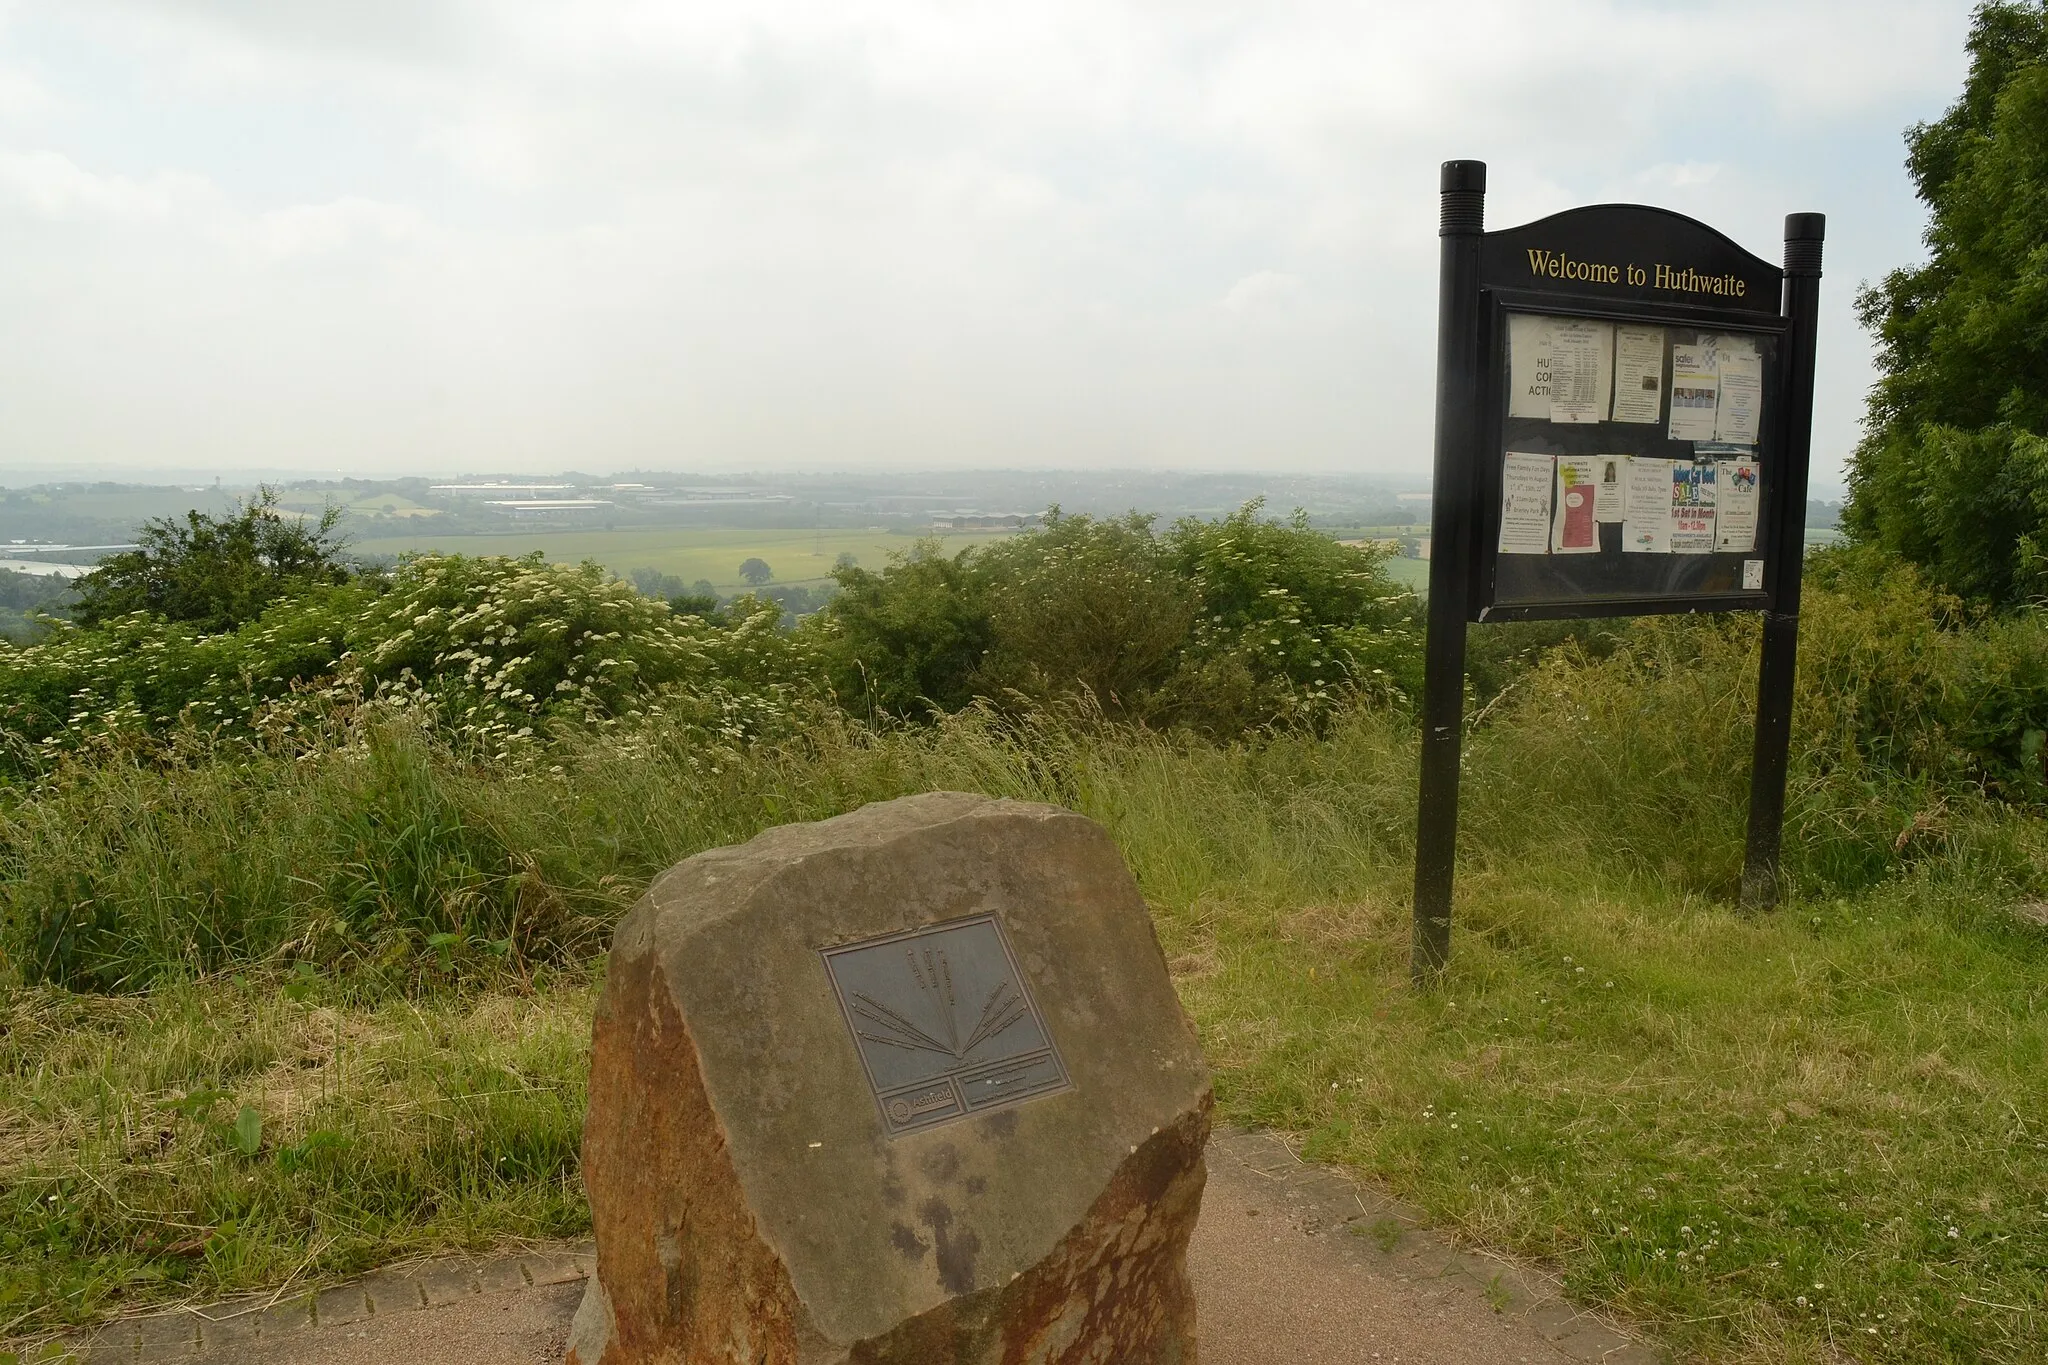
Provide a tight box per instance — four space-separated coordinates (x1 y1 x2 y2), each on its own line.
822 915 1072 1136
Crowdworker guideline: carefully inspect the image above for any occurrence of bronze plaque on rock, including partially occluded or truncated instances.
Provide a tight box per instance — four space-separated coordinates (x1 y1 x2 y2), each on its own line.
822 915 1072 1136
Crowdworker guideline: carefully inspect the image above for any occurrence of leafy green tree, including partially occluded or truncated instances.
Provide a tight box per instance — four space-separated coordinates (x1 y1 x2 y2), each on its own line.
972 511 1195 713
631 567 688 598
739 557 773 586
818 545 992 715
1160 502 1421 727
667 590 722 620
1846 1 2048 604
809 504 1417 729
73 487 353 632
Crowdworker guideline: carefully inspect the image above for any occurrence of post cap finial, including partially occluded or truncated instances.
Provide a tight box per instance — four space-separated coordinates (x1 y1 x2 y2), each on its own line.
1784 213 1825 276
1440 161 1487 195
1785 212 1826 241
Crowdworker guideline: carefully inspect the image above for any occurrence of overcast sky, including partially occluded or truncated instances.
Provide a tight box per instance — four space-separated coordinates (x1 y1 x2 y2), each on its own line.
0 1 1977 488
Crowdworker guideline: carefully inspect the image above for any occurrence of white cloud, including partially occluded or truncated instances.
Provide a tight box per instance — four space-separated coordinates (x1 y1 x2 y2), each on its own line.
0 147 206 221
418 113 541 191
0 62 53 119
249 196 424 260
1636 163 1723 192
0 0 1979 477
0 147 421 261
1221 270 1305 315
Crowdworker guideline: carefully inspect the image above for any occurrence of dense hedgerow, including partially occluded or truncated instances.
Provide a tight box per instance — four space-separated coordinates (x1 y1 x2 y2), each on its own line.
817 503 1424 730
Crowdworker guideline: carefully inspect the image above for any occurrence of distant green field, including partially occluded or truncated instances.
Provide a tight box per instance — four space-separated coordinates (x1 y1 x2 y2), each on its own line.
345 526 1017 592
279 491 442 521
1380 556 1429 590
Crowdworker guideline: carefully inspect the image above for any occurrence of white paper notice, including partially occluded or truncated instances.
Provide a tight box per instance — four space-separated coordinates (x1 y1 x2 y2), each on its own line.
1592 456 1625 522
1553 456 1601 553
1508 315 1553 420
1623 457 1673 553
1714 353 1763 445
1702 334 1758 370
1499 451 1554 555
1670 460 1717 554
1548 320 1612 424
1610 326 1665 423
1743 559 1764 591
1717 457 1760 552
1668 345 1719 442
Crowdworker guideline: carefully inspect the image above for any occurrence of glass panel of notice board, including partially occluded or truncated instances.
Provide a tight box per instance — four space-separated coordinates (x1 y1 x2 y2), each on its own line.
1481 309 1780 615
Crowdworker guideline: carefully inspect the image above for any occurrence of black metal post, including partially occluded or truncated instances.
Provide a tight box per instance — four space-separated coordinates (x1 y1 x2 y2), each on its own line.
1411 160 1487 981
1740 213 1826 909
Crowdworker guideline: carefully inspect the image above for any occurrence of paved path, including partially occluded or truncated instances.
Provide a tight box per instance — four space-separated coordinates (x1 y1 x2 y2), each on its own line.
1192 1131 1651 1365
61 1131 1655 1364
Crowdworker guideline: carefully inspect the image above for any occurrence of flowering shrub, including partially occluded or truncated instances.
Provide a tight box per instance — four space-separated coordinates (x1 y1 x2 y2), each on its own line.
0 585 360 771
336 555 713 758
0 554 829 779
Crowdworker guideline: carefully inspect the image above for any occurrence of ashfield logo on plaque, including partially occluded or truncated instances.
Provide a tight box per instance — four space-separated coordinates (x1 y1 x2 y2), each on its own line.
822 915 1072 1136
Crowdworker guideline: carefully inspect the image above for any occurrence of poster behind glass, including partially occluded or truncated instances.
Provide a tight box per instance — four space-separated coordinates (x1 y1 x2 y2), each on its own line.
1485 311 1776 613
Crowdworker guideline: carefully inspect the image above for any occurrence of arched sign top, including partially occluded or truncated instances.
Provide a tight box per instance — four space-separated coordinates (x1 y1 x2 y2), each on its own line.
1480 204 1781 315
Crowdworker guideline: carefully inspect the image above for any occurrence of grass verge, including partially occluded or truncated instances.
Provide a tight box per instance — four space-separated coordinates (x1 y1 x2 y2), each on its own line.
0 976 593 1342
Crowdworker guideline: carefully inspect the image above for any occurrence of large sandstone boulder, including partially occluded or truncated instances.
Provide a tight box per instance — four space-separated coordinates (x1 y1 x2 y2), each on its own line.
567 791 1211 1365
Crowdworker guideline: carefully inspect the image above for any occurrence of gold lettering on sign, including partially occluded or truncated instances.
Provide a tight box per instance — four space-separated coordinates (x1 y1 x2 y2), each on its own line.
1525 249 1621 285
1652 263 1748 298
1526 248 1753 300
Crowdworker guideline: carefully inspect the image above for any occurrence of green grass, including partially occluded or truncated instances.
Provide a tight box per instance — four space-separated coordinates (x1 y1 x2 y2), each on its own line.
0 976 594 1342
344 526 1016 592
3 700 2045 1362
1171 852 2048 1364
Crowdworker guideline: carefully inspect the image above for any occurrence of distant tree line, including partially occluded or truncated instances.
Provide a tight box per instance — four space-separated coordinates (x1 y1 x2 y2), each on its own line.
627 567 837 623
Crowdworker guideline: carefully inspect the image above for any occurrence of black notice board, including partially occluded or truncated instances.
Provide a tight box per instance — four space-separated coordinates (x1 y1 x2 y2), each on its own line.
1466 205 1788 622
1414 161 1828 967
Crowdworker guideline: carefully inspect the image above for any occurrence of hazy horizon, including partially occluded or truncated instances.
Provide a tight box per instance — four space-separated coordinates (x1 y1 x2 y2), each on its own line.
0 2 1974 486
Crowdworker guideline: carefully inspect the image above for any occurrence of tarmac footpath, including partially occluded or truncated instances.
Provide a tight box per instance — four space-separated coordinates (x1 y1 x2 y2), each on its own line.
59 1130 1656 1365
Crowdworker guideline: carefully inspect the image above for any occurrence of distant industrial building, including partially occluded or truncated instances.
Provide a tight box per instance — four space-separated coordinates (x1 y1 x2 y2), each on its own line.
483 499 613 518
430 483 575 496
